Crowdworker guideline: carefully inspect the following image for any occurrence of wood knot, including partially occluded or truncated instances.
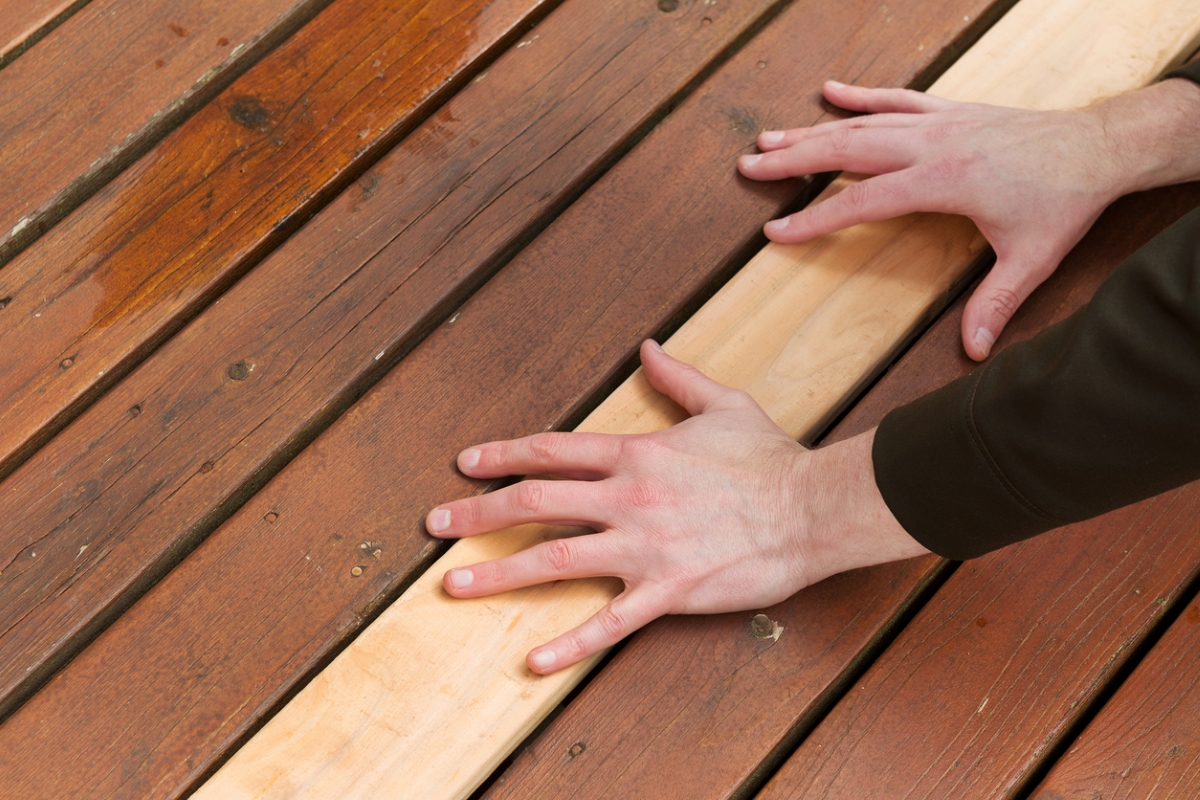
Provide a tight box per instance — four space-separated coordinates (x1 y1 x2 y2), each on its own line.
567 741 586 759
264 512 278 523
975 616 987 628
657 0 678 11
199 461 215 474
227 361 250 381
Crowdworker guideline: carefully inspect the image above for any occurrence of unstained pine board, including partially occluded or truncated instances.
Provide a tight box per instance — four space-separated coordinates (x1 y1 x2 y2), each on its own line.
196 0 1200 798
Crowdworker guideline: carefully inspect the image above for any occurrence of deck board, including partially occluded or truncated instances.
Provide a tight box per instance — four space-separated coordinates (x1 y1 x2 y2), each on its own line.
1030 592 1200 799
0 0 91 69
0 0 555 479
0 0 792 728
752 184 1200 799
0 0 1001 796
0 0 331 263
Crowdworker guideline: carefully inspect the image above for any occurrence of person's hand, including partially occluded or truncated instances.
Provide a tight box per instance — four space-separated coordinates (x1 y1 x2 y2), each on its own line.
425 341 928 674
737 78 1200 360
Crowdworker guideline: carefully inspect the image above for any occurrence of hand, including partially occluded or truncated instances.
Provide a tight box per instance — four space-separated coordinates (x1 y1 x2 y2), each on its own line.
426 341 928 674
737 78 1200 360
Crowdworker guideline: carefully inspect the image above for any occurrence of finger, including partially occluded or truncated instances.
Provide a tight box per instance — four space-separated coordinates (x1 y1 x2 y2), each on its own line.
763 170 928 242
426 478 611 537
753 113 926 153
442 533 619 598
526 588 667 674
640 340 749 416
959 256 1054 360
822 80 956 114
739 126 918 181
457 430 622 480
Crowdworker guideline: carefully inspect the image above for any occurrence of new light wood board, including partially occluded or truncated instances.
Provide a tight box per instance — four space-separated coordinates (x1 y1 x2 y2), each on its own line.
196 1 1200 797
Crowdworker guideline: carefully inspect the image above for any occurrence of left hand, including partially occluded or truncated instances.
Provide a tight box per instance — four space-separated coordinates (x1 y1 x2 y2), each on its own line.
425 341 927 674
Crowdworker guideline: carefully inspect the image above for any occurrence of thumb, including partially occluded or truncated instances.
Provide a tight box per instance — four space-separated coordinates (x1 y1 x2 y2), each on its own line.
960 256 1053 360
639 340 742 416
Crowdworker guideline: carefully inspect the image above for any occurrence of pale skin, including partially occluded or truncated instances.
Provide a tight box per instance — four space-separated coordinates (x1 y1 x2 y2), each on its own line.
428 76 1200 675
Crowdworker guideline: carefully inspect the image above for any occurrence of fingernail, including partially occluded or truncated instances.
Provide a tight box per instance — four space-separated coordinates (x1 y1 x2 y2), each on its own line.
530 649 557 670
974 327 995 357
647 340 663 353
827 79 846 89
759 130 784 146
448 568 474 589
428 508 451 533
460 448 481 470
740 153 761 167
764 217 790 235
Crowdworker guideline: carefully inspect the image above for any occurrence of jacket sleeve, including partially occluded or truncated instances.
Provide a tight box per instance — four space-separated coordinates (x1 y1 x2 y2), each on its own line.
874 204 1200 559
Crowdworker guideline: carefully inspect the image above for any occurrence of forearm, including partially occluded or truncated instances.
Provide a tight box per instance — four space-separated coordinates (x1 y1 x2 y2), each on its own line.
1092 64 1200 197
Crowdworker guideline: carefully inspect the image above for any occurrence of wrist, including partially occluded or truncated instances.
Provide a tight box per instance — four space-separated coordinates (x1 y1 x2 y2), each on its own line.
798 429 931 585
1087 78 1200 198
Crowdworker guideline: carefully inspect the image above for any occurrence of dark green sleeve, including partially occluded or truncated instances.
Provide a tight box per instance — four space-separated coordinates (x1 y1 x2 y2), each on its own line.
873 202 1200 560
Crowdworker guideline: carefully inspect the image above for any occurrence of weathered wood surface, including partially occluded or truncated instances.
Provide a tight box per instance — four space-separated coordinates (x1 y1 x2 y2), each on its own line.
0 0 330 264
753 183 1200 800
479 100 1200 800
0 0 557 479
0 0 993 795
0 0 90 69
0 0 800 732
197 2 1200 797
1030 592 1200 799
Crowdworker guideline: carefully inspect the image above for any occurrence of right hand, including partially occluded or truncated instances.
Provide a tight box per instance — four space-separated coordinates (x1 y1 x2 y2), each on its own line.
737 79 1200 360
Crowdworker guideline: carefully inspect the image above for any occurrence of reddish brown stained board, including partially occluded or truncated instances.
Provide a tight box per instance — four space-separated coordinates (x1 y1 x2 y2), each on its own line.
753 186 1200 800
0 0 1005 796
482 182 1200 800
0 0 797 726
0 0 330 263
1030 592 1200 799
0 0 559 480
0 0 91 69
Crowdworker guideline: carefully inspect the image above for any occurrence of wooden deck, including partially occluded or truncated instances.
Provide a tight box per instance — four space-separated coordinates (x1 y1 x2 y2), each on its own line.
0 0 1198 797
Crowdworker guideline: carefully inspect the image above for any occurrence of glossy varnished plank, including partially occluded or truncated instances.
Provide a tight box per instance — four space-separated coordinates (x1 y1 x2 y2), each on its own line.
753 184 1200 799
0 0 329 263
0 0 796 731
1030 592 1200 799
0 0 556 480
0 0 1000 797
0 0 91 69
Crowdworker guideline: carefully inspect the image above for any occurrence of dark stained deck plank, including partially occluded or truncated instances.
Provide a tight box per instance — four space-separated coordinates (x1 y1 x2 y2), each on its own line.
0 0 557 481
0 0 804 730
481 184 1200 800
0 0 332 263
0 0 1006 796
1030 592 1200 800
750 184 1200 800
0 0 805 728
0 0 92 70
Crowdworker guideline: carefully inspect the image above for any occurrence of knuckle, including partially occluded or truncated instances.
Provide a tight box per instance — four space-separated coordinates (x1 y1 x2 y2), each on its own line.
841 180 872 218
515 481 547 514
828 126 855 156
988 287 1022 319
459 500 483 527
620 479 666 511
594 605 627 640
528 432 564 462
560 631 589 661
541 539 575 574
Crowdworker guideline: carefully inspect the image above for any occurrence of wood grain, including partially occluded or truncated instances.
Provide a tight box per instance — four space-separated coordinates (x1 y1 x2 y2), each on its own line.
197 2 1200 797
0 0 91 69
1030 592 1200 800
0 0 979 794
0 0 799 732
0 0 329 264
0 0 557 479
